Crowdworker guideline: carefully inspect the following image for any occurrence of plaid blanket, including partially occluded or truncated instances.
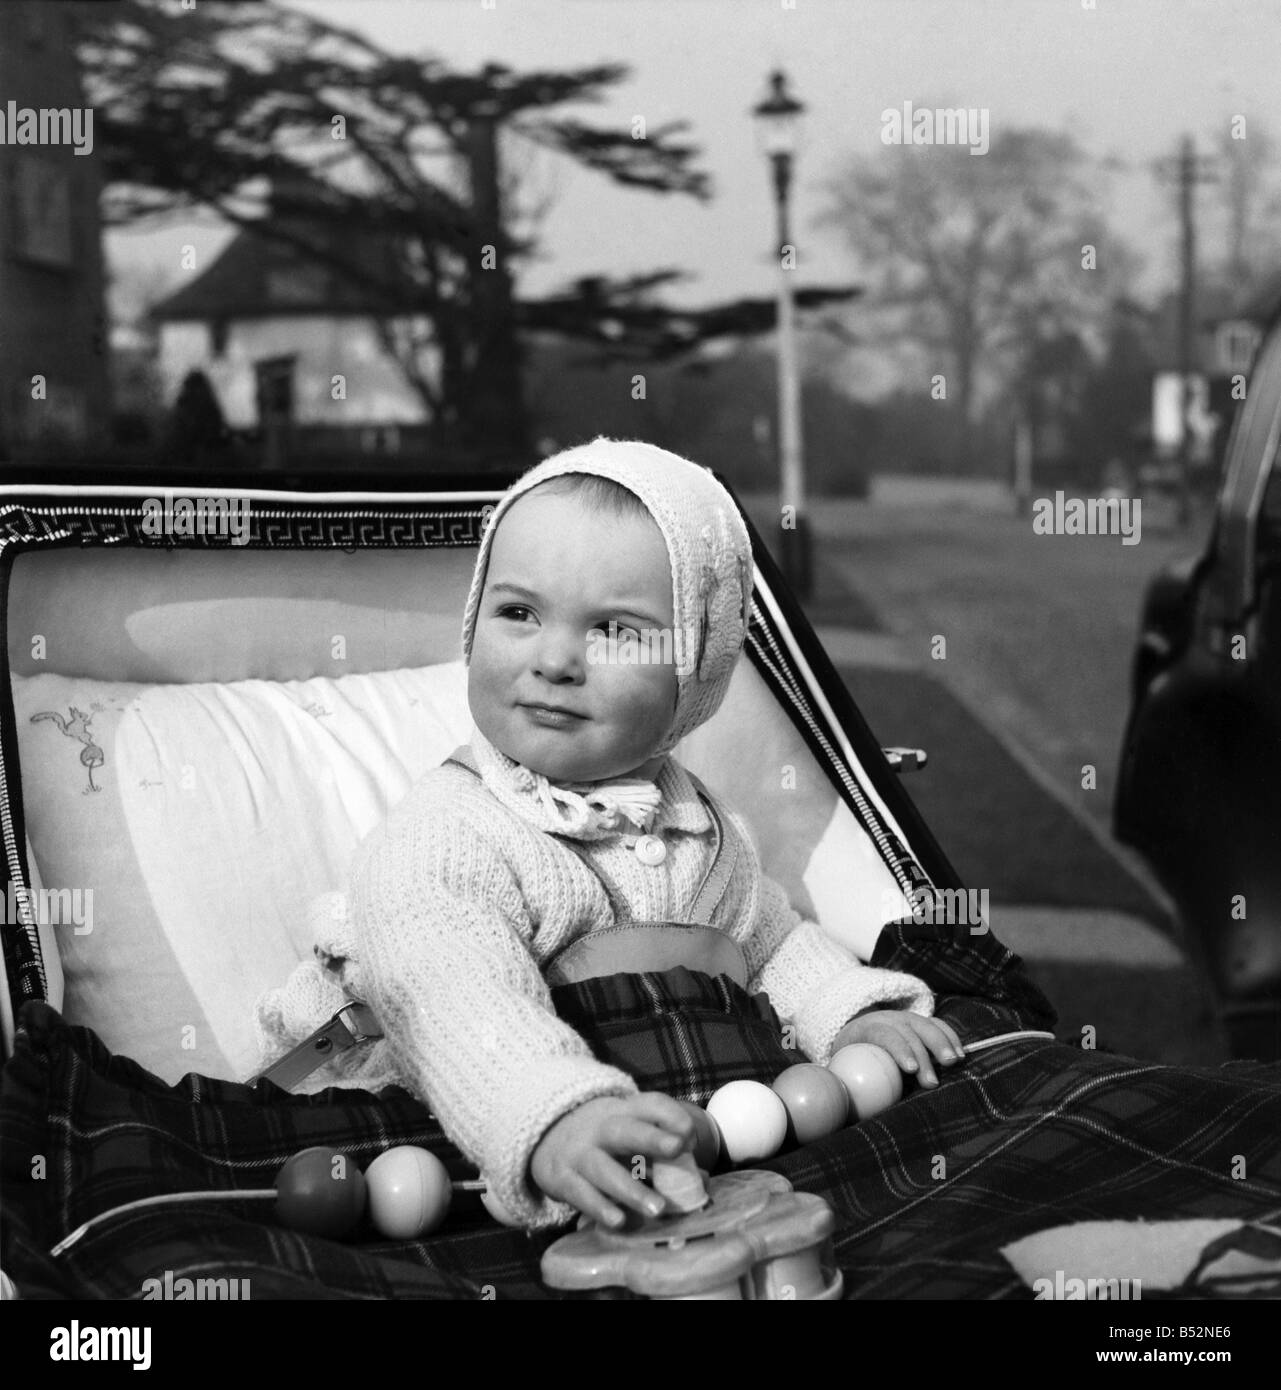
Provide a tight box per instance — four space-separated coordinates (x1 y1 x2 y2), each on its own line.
5 917 1281 1299
551 967 799 1105
2 1002 556 1301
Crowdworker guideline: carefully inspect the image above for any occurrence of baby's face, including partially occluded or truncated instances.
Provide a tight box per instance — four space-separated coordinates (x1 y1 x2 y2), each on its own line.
468 487 679 782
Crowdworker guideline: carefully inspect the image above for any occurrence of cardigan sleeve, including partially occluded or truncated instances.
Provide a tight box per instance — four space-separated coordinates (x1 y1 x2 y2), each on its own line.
348 774 638 1230
726 807 934 1065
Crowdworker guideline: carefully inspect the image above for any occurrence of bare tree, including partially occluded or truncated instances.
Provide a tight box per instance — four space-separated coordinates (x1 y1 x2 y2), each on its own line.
79 0 710 463
819 126 1138 466
1213 117 1281 291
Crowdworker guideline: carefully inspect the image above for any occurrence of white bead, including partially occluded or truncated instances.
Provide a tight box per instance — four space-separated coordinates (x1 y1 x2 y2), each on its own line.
634 834 667 865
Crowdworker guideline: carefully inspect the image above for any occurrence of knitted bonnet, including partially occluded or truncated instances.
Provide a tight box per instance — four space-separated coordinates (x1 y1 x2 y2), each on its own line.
460 437 754 756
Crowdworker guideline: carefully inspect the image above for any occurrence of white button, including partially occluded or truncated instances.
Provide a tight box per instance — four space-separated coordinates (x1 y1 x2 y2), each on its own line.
634 834 667 866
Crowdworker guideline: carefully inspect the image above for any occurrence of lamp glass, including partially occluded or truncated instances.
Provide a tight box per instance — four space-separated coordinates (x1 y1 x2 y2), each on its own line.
752 72 805 158
755 112 802 158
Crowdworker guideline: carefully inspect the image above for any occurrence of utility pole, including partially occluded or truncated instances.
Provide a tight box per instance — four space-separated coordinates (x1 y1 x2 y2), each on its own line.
1177 135 1197 528
1013 414 1033 517
773 157 809 595
1161 135 1216 526
753 70 810 598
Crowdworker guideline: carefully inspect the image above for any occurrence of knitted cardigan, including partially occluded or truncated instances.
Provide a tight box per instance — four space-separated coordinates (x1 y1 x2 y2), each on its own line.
347 729 934 1230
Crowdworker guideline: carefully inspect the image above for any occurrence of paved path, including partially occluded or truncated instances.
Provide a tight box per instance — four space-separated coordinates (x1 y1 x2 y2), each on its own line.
742 487 1230 1065
815 494 1212 826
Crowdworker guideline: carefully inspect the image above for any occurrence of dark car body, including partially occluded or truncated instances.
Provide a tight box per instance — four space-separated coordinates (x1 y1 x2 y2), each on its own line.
1115 308 1281 1060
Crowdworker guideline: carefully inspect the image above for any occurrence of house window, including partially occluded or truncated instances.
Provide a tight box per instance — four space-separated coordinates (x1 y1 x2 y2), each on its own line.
1217 322 1262 375
254 356 296 425
10 160 73 270
210 319 229 359
361 425 401 455
255 356 296 469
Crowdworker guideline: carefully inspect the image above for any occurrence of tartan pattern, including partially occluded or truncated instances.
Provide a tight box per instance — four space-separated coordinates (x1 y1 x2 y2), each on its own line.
1 1003 558 1301
551 967 799 1105
766 1039 1281 1298
871 912 1059 1047
7 967 1281 1299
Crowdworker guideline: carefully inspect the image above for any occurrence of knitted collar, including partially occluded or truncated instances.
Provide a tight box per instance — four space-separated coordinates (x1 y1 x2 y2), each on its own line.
468 726 712 843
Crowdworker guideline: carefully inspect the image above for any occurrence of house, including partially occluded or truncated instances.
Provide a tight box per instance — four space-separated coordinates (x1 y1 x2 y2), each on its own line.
0 1 111 464
1148 272 1281 466
151 186 435 471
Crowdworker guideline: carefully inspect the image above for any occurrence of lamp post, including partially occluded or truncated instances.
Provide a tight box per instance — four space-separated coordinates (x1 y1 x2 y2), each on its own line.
753 69 811 597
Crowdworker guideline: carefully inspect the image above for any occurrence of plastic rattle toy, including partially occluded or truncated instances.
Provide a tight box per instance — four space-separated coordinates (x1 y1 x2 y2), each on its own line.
827 1043 904 1121
274 1146 369 1239
706 1080 789 1163
49 1144 486 1257
365 1145 454 1240
49 1032 1059 1261
677 1099 723 1170
822 1031 1057 1120
542 1160 843 1299
771 1063 850 1144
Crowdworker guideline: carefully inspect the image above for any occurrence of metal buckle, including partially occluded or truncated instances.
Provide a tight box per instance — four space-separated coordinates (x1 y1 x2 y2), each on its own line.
338 1002 381 1045
883 747 928 774
253 1001 383 1091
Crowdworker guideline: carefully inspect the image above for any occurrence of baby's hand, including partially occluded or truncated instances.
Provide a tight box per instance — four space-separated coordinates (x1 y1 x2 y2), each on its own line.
530 1092 696 1229
833 1011 964 1088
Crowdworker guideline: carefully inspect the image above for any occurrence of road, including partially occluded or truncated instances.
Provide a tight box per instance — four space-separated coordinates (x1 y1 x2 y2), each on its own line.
742 481 1229 1065
772 482 1214 829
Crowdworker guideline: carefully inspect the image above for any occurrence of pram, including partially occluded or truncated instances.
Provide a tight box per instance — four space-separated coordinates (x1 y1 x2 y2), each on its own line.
3 474 1281 1300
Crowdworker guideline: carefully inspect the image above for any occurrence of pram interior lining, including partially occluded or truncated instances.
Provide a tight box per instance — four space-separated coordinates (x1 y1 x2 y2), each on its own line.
0 485 938 1074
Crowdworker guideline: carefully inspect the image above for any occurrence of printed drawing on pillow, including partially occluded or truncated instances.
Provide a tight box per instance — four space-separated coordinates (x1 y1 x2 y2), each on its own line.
29 706 105 794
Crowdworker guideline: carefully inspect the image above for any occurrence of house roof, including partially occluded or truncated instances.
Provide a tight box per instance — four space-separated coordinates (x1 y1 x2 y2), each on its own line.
152 216 415 322
1240 269 1281 326
1147 270 1281 372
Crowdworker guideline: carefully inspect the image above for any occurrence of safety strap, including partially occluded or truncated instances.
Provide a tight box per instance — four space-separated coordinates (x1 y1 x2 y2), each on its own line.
685 771 739 927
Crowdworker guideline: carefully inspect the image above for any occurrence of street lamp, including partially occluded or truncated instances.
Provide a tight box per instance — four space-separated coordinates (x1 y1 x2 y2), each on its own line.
753 69 811 597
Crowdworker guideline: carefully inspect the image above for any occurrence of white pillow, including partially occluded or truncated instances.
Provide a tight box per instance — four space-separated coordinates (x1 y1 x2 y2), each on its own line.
12 654 907 1087
12 663 472 1082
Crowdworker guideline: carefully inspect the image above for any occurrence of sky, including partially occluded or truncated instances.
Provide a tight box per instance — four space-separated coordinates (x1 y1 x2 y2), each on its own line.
108 0 1281 317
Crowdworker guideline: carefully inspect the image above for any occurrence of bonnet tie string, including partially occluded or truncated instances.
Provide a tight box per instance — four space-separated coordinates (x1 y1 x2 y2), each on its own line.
534 776 662 838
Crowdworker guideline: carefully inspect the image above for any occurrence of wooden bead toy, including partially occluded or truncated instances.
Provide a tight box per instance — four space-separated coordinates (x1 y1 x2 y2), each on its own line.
365 1146 453 1239
706 1080 788 1164
771 1063 850 1144
274 1146 367 1240
828 1043 904 1121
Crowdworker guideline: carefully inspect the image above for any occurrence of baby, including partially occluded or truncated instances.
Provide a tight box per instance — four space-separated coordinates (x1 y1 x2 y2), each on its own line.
347 438 960 1231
